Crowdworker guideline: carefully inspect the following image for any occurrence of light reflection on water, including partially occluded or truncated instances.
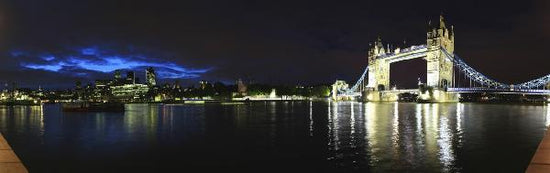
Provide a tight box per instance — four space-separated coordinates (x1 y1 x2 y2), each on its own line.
325 102 547 172
309 101 313 136
546 103 550 127
0 105 44 136
0 102 547 172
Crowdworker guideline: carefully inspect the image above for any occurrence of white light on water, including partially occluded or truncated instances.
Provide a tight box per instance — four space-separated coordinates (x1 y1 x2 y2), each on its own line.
439 116 454 169
392 102 400 148
351 103 355 135
415 104 423 136
456 103 463 132
309 101 313 136
364 102 378 159
546 103 550 127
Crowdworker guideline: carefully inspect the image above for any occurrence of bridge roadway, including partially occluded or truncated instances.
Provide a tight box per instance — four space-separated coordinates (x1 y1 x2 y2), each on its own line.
447 88 550 95
379 88 550 95
343 88 550 97
377 45 428 63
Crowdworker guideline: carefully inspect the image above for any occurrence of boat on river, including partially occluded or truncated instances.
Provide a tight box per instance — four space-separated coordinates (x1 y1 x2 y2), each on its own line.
62 102 125 112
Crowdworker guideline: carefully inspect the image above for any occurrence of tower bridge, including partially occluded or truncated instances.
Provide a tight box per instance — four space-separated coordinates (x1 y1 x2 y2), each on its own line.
333 15 550 102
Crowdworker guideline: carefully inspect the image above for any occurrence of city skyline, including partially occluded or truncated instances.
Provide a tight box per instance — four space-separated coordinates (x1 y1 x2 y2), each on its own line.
0 1 548 172
0 0 548 88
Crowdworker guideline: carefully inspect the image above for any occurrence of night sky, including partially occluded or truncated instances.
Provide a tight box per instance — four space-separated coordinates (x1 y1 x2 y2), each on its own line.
0 0 548 88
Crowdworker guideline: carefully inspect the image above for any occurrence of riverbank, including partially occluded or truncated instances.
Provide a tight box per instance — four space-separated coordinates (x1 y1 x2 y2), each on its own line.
0 133 27 173
526 126 550 173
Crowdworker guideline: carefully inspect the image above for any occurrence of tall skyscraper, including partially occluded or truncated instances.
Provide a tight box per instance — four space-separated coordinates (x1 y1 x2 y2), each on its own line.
114 70 122 80
75 81 82 89
145 67 156 86
126 71 135 84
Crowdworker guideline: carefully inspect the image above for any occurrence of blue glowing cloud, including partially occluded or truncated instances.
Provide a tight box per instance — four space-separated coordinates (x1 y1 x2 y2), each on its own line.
25 62 65 71
81 48 98 56
41 55 56 61
14 46 211 79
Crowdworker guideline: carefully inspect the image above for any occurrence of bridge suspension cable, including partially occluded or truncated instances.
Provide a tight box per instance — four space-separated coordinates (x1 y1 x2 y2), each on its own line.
441 49 510 89
343 66 369 95
339 46 548 98
513 74 550 89
443 48 549 89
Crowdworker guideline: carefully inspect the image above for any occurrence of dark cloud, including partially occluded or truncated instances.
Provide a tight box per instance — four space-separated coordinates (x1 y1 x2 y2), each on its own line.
0 0 548 88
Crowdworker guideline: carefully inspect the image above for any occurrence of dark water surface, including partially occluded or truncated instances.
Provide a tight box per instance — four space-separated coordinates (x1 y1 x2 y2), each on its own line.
0 102 548 172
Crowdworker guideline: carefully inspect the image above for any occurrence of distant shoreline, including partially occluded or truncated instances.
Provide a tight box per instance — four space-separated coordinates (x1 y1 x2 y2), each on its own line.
1 99 547 106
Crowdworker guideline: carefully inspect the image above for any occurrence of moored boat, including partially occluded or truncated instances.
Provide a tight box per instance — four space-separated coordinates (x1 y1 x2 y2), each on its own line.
62 102 125 112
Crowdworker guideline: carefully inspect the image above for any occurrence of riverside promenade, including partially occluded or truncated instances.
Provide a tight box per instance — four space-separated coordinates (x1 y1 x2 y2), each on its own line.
0 133 27 173
526 127 550 172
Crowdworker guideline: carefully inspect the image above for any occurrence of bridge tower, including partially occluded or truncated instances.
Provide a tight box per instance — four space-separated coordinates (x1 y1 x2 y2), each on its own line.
426 15 455 89
366 37 390 91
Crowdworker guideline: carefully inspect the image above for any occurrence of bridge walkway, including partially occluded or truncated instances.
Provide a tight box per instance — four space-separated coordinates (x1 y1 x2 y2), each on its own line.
527 126 550 172
0 133 27 173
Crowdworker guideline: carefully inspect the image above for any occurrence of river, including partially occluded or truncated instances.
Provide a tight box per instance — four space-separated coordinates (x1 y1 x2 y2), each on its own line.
0 102 548 172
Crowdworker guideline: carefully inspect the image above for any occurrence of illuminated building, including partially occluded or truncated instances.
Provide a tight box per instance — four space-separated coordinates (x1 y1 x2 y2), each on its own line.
0 84 41 104
331 80 350 100
110 84 149 101
92 80 113 102
236 79 247 95
172 80 181 89
75 81 82 89
112 69 123 85
95 80 111 88
146 67 156 86
199 80 210 89
126 71 135 84
114 70 122 80
36 86 44 97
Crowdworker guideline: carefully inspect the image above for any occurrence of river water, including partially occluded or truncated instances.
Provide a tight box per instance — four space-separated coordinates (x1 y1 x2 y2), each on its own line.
0 102 548 172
